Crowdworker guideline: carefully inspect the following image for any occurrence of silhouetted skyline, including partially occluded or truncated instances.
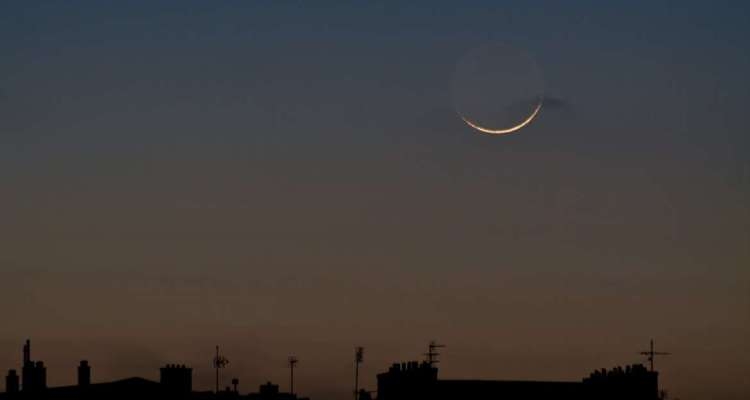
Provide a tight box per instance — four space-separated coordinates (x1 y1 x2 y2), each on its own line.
1 2 748 400
2 339 661 400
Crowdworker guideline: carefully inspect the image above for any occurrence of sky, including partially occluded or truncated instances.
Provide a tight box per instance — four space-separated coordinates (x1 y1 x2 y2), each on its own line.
1 1 749 399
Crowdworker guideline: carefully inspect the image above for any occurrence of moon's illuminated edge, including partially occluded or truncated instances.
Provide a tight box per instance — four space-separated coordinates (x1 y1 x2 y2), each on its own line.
461 99 543 135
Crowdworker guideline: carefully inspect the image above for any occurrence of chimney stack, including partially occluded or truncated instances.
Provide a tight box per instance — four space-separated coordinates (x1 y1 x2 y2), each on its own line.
5 370 19 394
160 364 192 394
23 340 30 366
78 361 91 386
21 340 47 392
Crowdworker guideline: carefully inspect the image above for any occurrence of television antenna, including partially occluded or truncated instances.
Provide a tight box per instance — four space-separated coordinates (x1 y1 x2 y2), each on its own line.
424 340 445 366
639 339 671 372
288 356 299 395
213 346 229 393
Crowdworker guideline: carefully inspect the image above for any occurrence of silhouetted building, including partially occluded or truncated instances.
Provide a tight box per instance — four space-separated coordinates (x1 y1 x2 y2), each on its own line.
160 364 193 394
583 364 659 400
377 360 659 400
4 371 18 394
1 376 177 400
77 361 91 387
0 339 317 399
0 340 210 399
247 381 308 400
377 362 438 400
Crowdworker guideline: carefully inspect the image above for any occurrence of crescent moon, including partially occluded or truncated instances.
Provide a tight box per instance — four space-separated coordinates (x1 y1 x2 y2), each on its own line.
461 99 543 135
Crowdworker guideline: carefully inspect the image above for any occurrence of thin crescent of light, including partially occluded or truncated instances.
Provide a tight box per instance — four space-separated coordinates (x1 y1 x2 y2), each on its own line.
461 100 543 135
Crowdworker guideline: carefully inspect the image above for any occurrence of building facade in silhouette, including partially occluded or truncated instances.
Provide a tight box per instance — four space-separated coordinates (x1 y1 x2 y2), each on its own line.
2 339 660 400
0 340 314 400
377 360 659 400
582 364 659 400
246 381 309 400
0 340 205 399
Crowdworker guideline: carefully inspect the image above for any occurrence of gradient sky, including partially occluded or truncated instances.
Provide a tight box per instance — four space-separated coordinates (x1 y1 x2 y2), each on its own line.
1 2 749 399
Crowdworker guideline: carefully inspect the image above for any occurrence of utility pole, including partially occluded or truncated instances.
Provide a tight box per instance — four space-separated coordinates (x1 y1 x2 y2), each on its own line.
288 356 299 395
354 347 364 400
213 346 229 393
639 339 671 372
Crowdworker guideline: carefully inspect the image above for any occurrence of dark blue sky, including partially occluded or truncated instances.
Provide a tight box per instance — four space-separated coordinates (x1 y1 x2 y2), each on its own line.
1 2 749 400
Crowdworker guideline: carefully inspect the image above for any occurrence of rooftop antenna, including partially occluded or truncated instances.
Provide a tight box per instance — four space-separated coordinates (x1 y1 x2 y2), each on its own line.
354 347 364 400
213 346 229 393
288 356 299 395
639 339 671 372
424 340 445 366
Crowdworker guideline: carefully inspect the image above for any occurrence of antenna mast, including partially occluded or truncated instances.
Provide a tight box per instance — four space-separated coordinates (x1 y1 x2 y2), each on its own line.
288 356 299 395
213 346 229 393
354 347 364 400
425 340 445 366
639 339 671 372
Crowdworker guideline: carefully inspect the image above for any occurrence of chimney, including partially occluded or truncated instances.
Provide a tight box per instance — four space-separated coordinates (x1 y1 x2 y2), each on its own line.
35 362 47 390
160 364 192 394
23 340 30 365
5 370 19 394
78 361 91 386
